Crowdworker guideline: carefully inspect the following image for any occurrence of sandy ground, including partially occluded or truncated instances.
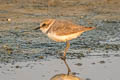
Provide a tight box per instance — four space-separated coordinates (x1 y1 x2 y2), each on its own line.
0 0 120 80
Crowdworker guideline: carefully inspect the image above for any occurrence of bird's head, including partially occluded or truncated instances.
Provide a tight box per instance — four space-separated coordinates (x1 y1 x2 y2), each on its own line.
34 19 55 33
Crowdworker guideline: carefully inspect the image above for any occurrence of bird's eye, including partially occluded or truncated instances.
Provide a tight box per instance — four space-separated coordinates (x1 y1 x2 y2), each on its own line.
42 23 46 27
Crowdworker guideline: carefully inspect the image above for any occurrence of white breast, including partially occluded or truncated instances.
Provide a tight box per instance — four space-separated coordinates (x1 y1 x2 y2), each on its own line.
47 32 83 42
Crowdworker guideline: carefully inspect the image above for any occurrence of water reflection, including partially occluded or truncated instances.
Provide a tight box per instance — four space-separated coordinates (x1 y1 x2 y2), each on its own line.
50 59 82 80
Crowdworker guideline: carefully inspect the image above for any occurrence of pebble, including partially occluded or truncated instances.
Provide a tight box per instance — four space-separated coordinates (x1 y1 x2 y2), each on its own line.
50 74 81 80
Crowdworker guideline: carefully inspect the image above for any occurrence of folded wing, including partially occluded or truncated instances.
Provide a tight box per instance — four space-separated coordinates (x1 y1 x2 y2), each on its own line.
50 20 95 36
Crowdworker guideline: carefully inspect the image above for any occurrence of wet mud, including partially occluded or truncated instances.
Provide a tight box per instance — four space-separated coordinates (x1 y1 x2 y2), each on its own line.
0 0 120 80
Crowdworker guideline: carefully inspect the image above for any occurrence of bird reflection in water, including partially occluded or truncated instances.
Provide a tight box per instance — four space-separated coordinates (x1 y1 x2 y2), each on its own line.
50 59 82 80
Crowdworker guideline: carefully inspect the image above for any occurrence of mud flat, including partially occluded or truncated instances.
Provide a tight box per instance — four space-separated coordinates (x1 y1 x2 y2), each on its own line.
0 0 120 80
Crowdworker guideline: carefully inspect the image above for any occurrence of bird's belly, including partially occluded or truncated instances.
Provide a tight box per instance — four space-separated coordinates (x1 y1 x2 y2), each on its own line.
47 32 82 42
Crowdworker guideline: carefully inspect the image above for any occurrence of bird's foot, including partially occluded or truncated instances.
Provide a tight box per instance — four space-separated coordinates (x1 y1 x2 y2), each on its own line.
60 56 66 61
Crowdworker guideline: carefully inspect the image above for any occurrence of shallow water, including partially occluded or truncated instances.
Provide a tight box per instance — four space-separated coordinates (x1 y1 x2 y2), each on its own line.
0 53 120 80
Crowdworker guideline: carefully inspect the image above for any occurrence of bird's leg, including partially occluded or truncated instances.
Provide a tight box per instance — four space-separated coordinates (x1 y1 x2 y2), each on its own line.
63 58 71 75
61 41 70 60
60 41 71 75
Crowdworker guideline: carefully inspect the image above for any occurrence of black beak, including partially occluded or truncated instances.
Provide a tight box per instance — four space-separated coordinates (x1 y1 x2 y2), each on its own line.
34 26 40 30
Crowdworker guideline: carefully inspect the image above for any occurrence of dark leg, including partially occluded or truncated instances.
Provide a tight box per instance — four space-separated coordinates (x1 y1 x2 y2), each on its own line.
63 59 71 75
61 41 70 60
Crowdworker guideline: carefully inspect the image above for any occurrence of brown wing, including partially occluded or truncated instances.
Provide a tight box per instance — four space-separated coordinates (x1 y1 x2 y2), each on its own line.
50 20 95 36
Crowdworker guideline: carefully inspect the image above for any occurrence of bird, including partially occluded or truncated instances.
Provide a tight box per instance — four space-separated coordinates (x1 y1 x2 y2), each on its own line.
34 19 95 74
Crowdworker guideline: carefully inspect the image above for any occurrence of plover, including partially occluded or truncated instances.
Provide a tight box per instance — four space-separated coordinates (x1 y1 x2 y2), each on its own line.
34 19 95 74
